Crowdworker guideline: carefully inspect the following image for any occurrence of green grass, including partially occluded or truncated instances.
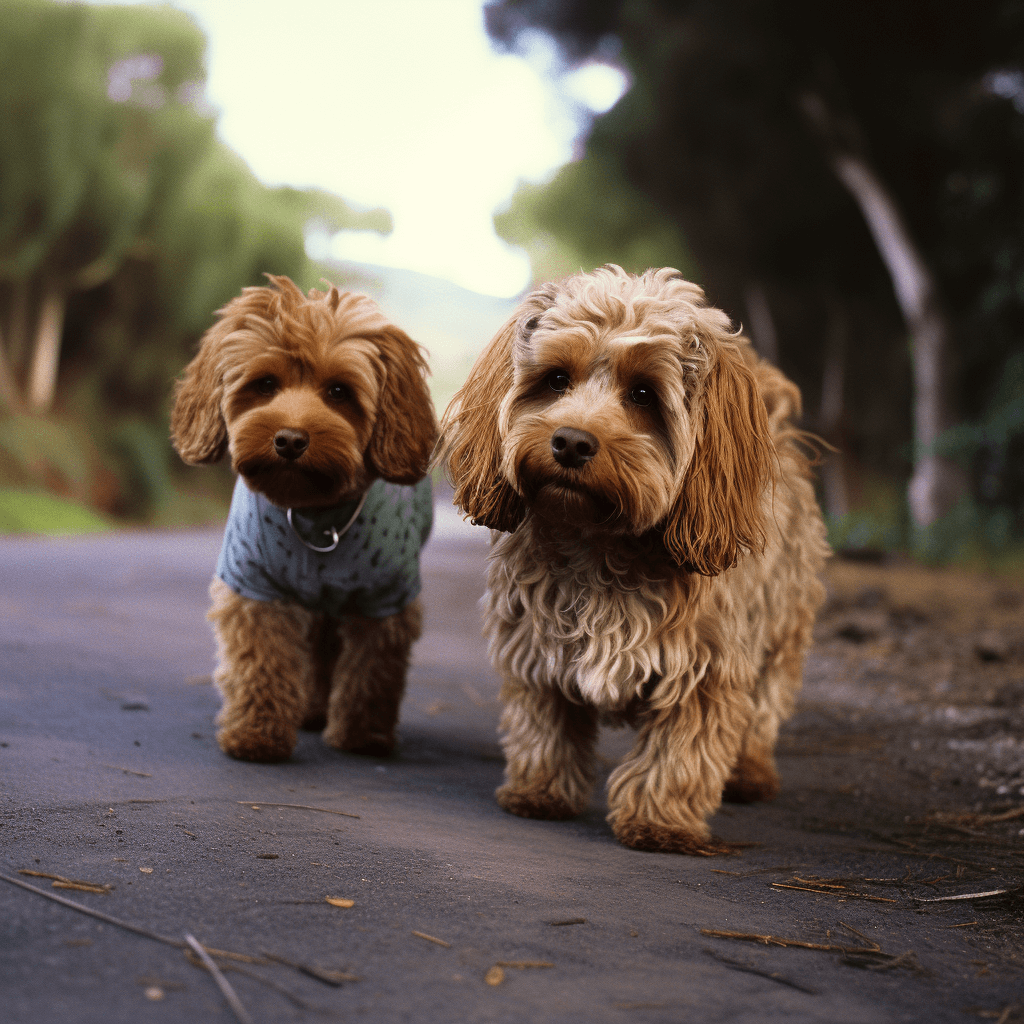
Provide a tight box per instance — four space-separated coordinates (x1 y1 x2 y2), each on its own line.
0 489 112 535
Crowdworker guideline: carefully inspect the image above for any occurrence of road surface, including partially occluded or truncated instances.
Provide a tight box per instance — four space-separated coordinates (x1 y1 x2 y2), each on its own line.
1 503 1022 1022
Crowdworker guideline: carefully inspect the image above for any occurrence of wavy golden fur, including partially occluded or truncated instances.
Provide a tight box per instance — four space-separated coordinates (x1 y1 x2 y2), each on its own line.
171 276 436 762
439 265 829 854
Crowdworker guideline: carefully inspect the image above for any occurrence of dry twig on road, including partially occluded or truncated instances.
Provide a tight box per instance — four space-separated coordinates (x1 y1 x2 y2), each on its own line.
18 869 113 894
771 880 897 903
237 801 360 819
0 872 331 983
700 927 881 954
702 947 819 994
261 950 359 986
912 888 1014 903
185 933 255 1024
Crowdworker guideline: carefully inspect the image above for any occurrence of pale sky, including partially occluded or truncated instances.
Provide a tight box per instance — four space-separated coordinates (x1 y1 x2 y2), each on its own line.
119 0 628 297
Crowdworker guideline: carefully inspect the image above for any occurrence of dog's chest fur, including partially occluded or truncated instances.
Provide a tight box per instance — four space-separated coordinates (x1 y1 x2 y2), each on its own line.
484 523 694 712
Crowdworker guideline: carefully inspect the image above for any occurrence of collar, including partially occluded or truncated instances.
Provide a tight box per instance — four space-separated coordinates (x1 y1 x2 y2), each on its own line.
286 490 369 553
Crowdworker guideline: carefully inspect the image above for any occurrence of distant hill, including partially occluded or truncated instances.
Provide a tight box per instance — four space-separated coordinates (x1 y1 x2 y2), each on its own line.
323 260 519 411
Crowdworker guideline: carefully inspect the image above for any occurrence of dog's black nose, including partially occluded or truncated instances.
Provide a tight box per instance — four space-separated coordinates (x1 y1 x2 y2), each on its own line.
551 427 599 469
273 428 309 460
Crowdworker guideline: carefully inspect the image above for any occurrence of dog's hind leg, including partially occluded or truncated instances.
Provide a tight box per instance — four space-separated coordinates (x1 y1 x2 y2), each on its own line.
496 682 598 820
321 599 422 757
723 573 822 803
721 648 793 803
208 578 314 762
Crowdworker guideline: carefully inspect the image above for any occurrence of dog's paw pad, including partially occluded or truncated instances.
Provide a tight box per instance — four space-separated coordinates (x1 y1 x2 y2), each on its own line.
611 818 737 856
496 784 580 821
217 728 295 763
323 727 395 757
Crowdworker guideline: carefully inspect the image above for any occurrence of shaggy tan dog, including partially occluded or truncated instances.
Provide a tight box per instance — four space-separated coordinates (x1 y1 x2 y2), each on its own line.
171 276 436 762
439 265 829 854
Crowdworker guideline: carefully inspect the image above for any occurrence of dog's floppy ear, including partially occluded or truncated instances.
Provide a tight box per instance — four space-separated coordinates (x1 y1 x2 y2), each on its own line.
170 320 231 465
436 315 526 532
662 343 775 575
366 327 437 484
171 282 288 465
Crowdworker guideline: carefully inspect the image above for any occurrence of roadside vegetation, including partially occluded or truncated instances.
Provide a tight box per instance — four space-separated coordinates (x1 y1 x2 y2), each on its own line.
0 0 389 532
2 0 1021 575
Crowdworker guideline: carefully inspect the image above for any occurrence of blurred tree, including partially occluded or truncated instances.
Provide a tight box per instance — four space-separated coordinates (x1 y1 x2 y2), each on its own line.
62 152 390 431
0 1 209 413
0 0 389 518
0 0 389 419
486 0 1024 547
496 146 694 281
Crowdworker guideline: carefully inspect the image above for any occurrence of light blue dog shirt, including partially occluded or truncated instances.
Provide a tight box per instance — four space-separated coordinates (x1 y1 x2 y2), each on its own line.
216 476 433 619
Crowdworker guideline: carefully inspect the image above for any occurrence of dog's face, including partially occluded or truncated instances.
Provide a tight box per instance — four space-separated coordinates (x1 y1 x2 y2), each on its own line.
439 265 775 575
171 276 436 509
497 279 706 535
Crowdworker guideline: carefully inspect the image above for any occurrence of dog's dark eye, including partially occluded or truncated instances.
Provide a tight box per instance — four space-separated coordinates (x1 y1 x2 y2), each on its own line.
253 376 278 397
327 383 352 404
547 370 571 394
630 384 655 407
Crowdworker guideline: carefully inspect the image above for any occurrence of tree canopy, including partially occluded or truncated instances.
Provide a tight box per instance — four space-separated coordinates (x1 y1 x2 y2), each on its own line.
487 0 1024 553
0 0 389 517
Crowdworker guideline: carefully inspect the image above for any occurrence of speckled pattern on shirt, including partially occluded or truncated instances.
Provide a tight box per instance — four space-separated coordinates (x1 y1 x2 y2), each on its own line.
216 476 433 619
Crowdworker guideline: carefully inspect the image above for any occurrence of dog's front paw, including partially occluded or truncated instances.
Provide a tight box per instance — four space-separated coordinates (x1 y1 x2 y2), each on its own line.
322 723 395 758
217 723 296 763
496 783 582 821
610 816 737 856
722 750 781 804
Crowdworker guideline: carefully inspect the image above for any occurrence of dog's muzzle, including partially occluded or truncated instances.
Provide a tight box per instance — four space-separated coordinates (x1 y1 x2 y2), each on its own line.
274 428 309 461
551 427 599 469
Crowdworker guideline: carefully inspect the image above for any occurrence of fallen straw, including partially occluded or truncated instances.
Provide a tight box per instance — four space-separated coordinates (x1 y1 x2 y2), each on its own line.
700 928 881 954
2 872 181 947
237 801 360 819
702 947 819 994
185 952 327 1013
770 881 897 903
261 950 359 985
0 872 266 964
185 933 255 1024
18 869 113 894
912 888 1011 903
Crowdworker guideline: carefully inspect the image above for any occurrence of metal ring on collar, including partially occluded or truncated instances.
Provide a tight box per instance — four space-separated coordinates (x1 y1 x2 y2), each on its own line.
286 490 368 554
286 509 339 552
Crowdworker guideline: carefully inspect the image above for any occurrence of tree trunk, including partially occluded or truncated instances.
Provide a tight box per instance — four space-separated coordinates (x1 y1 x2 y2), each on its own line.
829 153 964 530
743 281 779 365
26 284 67 413
819 301 850 520
5 279 32 372
0 328 20 413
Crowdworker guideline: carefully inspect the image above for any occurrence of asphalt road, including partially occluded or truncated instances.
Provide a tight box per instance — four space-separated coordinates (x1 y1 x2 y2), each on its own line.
1 504 1022 1023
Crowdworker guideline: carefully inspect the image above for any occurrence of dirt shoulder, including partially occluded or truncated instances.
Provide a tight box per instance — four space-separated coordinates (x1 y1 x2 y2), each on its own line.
768 555 1024 986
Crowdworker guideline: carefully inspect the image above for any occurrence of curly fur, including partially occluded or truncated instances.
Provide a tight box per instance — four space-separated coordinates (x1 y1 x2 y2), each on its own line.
438 265 829 854
172 276 436 762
